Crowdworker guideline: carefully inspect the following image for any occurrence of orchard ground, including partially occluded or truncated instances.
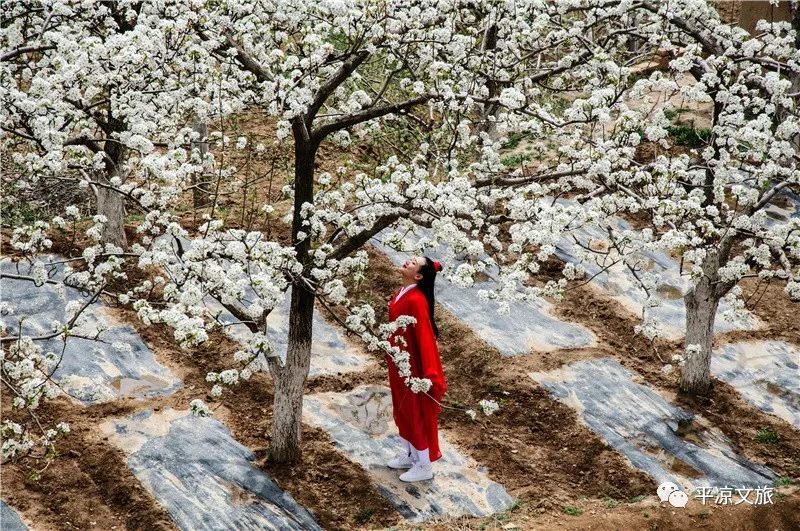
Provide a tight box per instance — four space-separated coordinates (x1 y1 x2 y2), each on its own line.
2 109 800 530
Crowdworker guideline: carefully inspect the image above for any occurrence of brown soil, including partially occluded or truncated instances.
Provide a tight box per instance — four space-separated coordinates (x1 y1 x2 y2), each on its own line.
2 398 176 531
2 303 401 531
348 245 800 529
5 236 800 531
344 246 800 531
123 309 402 530
5 107 800 531
3 192 399 530
398 489 800 531
529 275 800 481
360 246 655 509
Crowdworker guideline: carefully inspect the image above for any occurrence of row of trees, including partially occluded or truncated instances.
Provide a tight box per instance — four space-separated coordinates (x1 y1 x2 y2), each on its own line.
2 0 798 464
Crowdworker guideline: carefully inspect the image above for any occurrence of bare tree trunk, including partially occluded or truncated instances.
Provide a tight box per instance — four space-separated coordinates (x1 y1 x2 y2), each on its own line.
191 118 211 208
268 119 318 464
96 130 128 248
269 281 314 463
680 253 721 395
479 21 501 141
785 6 800 153
96 185 127 248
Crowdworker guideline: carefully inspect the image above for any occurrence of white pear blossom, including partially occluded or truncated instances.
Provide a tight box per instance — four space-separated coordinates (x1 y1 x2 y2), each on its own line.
4 0 800 462
190 399 211 417
479 399 500 416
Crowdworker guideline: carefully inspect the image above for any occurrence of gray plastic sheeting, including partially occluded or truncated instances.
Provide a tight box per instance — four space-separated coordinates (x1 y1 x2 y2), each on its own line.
763 189 800 227
552 214 760 340
711 340 800 428
207 291 374 377
370 229 596 355
101 408 321 531
0 501 28 531
0 259 181 403
530 358 776 493
157 234 373 377
303 386 515 522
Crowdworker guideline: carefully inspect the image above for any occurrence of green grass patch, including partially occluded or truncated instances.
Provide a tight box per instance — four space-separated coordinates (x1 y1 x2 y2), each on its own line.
353 508 374 525
501 153 532 167
505 498 522 512
603 496 619 508
663 109 678 120
755 428 780 444
562 505 582 516
501 132 531 150
666 124 712 147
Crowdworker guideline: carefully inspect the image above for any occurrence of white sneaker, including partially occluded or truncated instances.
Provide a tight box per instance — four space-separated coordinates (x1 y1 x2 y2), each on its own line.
387 452 413 469
399 462 433 482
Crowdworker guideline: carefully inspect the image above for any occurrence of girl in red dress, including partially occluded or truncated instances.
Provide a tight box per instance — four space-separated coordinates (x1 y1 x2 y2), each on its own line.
385 255 447 482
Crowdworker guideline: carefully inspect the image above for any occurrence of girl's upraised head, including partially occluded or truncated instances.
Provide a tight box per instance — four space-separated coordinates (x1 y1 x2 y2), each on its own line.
398 255 443 337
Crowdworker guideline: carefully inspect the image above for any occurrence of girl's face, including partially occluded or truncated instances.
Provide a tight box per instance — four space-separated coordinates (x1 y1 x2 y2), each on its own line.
400 255 425 283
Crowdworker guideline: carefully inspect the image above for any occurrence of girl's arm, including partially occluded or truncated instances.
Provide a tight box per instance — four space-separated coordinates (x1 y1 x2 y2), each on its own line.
410 296 446 401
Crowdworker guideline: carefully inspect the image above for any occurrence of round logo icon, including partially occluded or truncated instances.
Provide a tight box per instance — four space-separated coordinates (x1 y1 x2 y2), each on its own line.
657 481 680 502
668 490 689 508
657 481 688 507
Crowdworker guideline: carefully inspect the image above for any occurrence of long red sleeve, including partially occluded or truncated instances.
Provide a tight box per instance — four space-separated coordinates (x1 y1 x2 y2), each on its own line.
409 296 446 402
386 287 446 461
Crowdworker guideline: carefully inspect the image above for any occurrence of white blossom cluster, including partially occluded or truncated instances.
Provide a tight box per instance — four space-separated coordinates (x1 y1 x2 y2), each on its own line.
3 0 800 457
0 337 66 462
1 212 135 461
479 399 500 416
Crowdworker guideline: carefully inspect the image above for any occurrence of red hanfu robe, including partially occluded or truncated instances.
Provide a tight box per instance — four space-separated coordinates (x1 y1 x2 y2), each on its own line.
385 284 447 461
